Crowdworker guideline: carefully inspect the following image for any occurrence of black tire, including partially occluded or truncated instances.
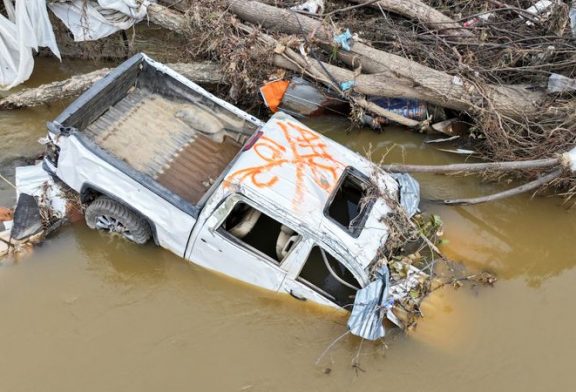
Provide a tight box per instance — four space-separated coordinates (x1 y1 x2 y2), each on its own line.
85 197 151 245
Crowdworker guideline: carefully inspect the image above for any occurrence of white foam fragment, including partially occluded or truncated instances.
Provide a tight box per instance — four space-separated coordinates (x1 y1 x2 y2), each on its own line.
563 147 576 173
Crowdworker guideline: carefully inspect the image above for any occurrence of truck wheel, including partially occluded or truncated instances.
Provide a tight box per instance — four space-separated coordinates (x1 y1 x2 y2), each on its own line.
85 197 151 245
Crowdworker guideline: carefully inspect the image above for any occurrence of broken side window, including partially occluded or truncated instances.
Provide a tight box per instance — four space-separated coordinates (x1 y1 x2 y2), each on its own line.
296 246 360 307
325 168 372 237
218 202 301 264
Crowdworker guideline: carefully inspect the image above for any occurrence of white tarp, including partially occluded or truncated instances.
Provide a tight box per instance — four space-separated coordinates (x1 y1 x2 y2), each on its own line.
0 0 61 90
48 0 153 42
15 163 67 219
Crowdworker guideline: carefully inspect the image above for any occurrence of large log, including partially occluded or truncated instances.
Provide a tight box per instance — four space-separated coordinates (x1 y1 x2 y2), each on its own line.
0 69 110 110
0 62 223 110
346 0 472 37
147 3 189 32
143 2 542 118
226 0 544 118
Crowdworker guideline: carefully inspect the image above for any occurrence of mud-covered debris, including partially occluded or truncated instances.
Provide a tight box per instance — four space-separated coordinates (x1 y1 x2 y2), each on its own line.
11 194 43 241
467 272 498 286
1 163 82 261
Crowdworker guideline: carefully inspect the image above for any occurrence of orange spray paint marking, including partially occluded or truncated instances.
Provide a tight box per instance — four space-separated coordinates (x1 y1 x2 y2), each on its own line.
225 120 345 208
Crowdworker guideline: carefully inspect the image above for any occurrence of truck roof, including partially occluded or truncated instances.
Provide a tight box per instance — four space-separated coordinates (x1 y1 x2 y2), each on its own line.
224 112 399 270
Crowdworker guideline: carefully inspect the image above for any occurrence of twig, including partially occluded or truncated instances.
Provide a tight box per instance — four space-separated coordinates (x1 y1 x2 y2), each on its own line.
323 0 380 17
0 173 16 189
315 331 351 366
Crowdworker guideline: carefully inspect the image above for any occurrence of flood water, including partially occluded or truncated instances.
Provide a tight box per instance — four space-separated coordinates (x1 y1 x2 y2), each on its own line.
1 59 575 392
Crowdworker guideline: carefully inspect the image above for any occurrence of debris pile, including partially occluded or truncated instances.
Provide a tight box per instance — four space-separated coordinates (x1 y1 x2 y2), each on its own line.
0 164 81 261
2 0 575 201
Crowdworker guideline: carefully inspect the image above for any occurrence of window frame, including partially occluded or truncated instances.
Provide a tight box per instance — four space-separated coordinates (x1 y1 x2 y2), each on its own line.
294 244 362 304
323 166 375 238
215 197 303 269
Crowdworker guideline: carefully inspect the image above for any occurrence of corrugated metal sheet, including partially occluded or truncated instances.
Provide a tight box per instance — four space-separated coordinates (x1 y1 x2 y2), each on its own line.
155 135 240 204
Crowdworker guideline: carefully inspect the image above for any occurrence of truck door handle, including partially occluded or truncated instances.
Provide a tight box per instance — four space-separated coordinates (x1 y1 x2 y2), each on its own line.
200 238 222 253
289 290 307 301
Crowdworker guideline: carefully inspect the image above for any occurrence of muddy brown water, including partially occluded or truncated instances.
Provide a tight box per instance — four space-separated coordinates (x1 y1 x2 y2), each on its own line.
1 59 575 392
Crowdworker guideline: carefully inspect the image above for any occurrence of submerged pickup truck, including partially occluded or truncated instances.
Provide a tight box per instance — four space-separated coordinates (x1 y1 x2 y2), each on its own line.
43 54 422 321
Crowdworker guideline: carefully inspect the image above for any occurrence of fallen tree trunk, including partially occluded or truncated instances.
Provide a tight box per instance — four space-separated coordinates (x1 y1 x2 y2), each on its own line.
0 62 223 110
380 158 561 173
271 48 426 128
144 2 444 127
0 69 110 110
148 3 190 32
346 0 472 37
107 2 542 119
440 169 563 205
226 0 544 118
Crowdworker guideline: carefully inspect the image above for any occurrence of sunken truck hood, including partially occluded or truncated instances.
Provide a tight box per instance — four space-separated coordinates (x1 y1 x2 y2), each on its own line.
223 112 413 272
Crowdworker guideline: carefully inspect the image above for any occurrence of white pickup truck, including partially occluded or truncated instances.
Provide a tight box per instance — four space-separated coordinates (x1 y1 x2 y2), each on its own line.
43 54 422 319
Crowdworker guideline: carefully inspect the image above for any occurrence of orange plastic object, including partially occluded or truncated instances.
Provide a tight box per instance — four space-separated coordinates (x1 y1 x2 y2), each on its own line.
260 80 290 113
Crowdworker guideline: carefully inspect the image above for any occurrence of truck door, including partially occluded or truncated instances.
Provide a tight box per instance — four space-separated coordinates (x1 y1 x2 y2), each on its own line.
281 244 362 308
190 196 303 292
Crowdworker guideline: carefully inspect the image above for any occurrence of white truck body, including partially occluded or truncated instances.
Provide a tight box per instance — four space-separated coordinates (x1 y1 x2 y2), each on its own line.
44 54 422 316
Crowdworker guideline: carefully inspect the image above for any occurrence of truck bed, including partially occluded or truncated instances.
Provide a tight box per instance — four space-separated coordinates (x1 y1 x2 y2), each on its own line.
84 87 242 205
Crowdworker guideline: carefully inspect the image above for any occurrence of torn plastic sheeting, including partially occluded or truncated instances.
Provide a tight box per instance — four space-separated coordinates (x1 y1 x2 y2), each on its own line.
334 29 352 51
290 0 324 14
15 164 67 220
391 173 420 218
339 80 355 91
525 0 553 16
347 265 393 341
547 73 576 93
362 98 428 128
372 98 427 120
0 0 61 90
48 0 154 42
562 146 576 172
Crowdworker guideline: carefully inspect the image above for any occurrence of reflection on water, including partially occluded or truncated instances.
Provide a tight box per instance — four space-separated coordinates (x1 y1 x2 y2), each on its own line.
0 69 575 392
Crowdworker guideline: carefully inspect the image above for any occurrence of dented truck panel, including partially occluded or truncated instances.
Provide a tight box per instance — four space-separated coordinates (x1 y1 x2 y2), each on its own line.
220 111 400 272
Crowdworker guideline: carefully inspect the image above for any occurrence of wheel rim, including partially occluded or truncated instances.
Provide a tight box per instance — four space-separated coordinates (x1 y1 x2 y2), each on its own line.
95 215 135 241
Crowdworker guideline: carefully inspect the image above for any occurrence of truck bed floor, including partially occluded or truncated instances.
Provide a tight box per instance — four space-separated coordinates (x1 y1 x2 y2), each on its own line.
84 88 241 205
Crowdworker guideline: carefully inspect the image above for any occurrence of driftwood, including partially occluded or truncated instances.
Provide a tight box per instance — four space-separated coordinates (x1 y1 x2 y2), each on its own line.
148 3 190 33
380 156 574 205
141 2 542 120
380 158 561 174
0 69 110 110
346 0 472 37
269 45 425 128
0 62 224 110
148 3 429 127
226 0 544 119
146 2 542 119
440 169 564 205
